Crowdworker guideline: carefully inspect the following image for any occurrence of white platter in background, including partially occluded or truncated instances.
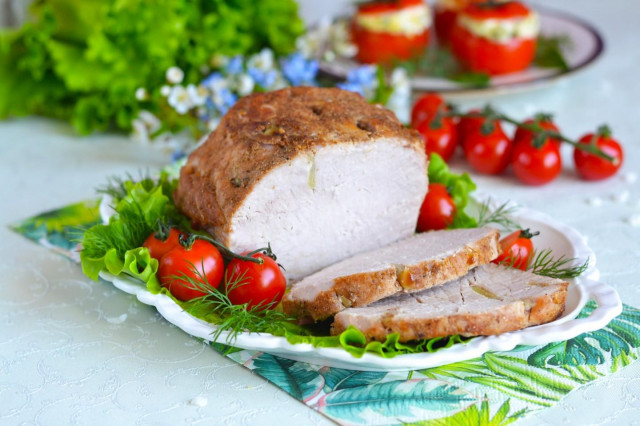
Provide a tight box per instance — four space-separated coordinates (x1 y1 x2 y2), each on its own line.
319 7 605 99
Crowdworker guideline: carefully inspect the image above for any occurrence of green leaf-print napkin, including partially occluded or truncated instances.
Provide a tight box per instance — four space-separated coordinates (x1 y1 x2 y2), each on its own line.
10 203 640 426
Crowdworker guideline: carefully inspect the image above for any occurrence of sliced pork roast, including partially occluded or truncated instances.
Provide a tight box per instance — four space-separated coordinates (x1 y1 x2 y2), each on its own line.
175 87 428 280
282 227 500 321
331 263 569 342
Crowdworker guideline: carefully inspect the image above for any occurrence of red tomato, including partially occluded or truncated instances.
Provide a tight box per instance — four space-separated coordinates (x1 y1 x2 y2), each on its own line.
158 239 225 301
457 109 484 149
411 93 446 128
415 117 458 162
511 136 562 186
574 127 624 181
352 0 430 64
463 121 512 175
416 183 456 232
492 229 537 270
143 228 183 260
434 6 458 44
513 115 561 150
225 252 287 310
412 94 458 161
450 2 537 75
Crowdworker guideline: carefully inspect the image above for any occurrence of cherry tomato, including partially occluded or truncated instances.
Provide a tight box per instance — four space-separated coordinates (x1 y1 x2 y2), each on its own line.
457 109 484 149
412 94 457 161
463 121 512 175
513 115 561 150
511 136 562 186
416 183 456 232
225 252 287 310
352 0 430 64
450 2 537 75
143 228 183 260
411 93 446 128
574 127 624 181
492 229 538 270
158 239 224 301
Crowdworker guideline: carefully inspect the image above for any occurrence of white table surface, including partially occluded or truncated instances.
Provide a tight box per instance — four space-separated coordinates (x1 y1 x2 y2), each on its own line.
1 0 639 424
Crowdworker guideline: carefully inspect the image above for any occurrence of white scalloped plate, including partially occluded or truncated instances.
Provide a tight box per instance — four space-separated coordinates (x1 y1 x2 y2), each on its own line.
99 202 621 372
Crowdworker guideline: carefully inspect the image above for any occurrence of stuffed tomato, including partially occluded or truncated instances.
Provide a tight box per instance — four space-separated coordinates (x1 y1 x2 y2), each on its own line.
450 1 539 75
352 0 431 64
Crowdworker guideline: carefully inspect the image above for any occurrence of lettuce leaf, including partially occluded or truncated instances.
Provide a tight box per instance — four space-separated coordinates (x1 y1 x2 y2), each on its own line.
80 172 182 281
428 153 478 228
286 326 470 358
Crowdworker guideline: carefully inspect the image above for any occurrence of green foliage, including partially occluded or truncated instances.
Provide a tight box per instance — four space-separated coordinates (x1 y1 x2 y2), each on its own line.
319 368 387 393
317 380 477 422
250 353 324 401
529 301 640 373
428 153 478 228
535 35 570 71
411 398 528 426
80 172 182 280
0 0 304 134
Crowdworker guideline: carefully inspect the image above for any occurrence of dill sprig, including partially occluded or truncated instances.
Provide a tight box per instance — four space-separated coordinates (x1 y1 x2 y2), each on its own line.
476 199 521 230
494 249 589 279
171 262 295 345
97 170 154 201
527 249 589 279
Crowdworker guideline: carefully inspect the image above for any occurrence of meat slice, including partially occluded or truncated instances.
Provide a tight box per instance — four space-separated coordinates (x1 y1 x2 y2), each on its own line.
331 264 569 342
282 227 500 321
174 87 428 280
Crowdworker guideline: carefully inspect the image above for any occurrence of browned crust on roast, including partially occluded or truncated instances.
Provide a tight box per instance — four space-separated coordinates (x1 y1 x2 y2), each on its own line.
282 229 500 322
398 229 500 291
174 87 424 242
281 267 402 322
330 282 569 342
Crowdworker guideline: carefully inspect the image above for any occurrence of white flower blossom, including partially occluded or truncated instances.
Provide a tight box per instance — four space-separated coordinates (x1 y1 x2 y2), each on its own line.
131 119 150 144
167 85 193 114
138 110 162 134
247 48 275 71
235 73 255 96
135 87 148 101
166 66 184 84
160 85 171 97
386 68 411 124
297 18 357 61
187 84 208 107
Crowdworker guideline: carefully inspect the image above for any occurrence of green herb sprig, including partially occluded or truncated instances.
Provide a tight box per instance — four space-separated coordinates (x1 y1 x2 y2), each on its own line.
174 263 295 344
475 199 521 230
527 249 589 279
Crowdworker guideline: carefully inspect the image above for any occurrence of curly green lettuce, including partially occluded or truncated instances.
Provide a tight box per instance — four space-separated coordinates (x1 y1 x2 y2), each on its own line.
428 153 478 228
0 0 304 134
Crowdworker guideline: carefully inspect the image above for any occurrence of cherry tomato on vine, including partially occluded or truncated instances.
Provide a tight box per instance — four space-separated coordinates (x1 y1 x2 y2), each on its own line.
492 229 538 270
158 238 224 301
511 137 562 186
412 94 458 161
513 115 561 150
143 227 184 260
416 183 457 232
411 93 447 128
415 116 458 162
463 121 512 175
457 109 484 149
574 126 624 181
225 252 287 310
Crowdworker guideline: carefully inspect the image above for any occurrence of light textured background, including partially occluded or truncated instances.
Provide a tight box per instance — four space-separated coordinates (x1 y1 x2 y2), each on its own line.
1 1 639 424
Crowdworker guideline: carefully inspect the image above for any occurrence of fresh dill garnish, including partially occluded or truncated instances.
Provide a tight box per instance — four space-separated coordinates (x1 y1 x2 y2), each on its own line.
476 199 521 230
175 264 295 344
97 170 154 202
527 249 589 279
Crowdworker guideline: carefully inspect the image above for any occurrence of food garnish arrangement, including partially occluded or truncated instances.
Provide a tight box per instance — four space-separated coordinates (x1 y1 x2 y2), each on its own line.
81 85 617 360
